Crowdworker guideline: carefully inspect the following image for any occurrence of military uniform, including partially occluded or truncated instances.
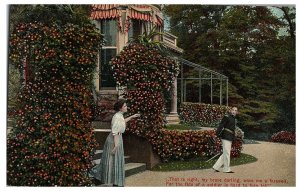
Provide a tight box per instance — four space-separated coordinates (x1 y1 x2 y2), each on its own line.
213 114 236 173
216 114 236 141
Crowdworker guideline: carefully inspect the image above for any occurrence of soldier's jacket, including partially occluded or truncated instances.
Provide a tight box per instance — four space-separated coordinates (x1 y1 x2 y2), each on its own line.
216 114 236 141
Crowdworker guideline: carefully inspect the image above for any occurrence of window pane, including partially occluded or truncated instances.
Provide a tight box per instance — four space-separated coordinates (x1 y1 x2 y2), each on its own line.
128 19 143 40
101 20 117 46
100 48 116 87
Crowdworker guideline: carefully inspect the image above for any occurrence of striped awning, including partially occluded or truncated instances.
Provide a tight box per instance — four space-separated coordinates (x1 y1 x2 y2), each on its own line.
90 4 163 27
90 4 121 19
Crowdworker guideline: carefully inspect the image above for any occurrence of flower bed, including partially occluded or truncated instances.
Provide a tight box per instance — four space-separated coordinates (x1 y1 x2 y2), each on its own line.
148 129 243 162
271 131 295 145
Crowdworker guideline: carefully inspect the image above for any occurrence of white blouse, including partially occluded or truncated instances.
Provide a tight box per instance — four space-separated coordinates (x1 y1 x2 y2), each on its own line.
111 111 126 135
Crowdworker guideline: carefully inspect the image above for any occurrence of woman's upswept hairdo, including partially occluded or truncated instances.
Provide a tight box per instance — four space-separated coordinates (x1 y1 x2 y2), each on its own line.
113 99 126 111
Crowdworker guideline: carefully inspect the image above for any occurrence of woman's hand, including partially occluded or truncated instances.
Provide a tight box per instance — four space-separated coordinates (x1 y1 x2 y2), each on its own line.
125 113 141 122
132 113 141 118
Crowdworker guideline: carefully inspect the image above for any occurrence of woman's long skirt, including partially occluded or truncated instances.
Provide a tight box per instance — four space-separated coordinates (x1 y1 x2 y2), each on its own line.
90 133 125 186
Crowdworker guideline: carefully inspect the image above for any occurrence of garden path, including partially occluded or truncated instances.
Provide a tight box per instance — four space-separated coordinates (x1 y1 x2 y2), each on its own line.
125 141 295 187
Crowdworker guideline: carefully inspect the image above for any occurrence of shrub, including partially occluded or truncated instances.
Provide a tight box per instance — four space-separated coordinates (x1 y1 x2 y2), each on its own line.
231 137 244 157
179 102 230 127
151 130 221 162
271 131 295 145
148 129 243 162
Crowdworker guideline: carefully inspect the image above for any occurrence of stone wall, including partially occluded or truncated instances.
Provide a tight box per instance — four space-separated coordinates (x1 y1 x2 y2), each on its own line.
123 133 161 169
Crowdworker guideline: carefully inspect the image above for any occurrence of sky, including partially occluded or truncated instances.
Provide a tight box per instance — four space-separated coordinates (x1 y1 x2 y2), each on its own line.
163 5 294 36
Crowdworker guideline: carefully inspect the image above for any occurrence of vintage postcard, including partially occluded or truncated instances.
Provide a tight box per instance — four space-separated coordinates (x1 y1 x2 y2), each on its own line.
6 3 296 188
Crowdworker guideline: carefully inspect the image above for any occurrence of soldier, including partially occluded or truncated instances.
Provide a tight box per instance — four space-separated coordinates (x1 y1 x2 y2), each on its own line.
212 107 238 173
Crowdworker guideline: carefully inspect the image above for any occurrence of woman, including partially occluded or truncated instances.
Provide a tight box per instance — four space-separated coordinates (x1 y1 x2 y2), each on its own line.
91 99 140 186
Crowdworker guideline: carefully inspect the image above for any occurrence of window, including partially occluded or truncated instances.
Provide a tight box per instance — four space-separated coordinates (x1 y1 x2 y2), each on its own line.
128 19 162 41
100 20 117 46
100 48 116 88
128 19 147 40
99 20 117 88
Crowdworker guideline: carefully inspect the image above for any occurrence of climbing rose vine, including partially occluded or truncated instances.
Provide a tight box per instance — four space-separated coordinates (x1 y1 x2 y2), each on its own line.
7 22 101 186
110 42 179 135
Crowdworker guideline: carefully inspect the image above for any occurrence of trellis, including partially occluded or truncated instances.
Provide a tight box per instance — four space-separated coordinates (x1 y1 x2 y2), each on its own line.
177 58 228 106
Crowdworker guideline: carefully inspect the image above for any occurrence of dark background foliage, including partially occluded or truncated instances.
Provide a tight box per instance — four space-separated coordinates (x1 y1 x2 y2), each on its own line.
163 5 295 140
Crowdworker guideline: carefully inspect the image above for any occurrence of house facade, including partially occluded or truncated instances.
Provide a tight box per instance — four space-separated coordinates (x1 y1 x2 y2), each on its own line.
90 4 183 124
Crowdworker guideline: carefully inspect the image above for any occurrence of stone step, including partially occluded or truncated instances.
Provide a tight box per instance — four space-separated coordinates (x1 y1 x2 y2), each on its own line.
90 162 147 186
92 155 131 165
125 163 147 177
166 121 180 125
165 114 180 124
92 150 103 160
91 149 146 181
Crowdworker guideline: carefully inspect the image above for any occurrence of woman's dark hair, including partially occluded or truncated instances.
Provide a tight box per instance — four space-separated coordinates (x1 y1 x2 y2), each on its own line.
113 99 126 111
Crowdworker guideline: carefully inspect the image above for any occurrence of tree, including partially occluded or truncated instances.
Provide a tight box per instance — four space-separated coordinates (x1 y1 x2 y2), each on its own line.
274 6 295 42
268 6 296 132
164 5 295 139
215 6 283 131
163 5 226 62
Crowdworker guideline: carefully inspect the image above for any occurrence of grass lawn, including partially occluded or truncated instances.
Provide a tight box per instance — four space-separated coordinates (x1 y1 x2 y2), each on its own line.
151 153 257 171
